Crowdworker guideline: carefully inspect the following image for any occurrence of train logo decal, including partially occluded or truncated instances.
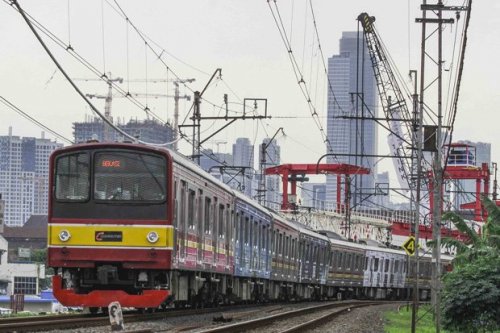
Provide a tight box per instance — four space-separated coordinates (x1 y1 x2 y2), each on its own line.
95 231 123 242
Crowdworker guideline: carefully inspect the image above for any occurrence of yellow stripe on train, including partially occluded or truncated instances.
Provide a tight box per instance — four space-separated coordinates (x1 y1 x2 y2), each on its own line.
48 224 174 248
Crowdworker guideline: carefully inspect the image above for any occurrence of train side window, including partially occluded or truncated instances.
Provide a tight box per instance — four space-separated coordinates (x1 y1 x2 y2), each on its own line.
212 197 218 237
285 236 290 259
373 258 379 271
235 212 240 244
226 206 232 241
204 197 211 234
338 252 343 269
384 259 390 272
365 257 369 271
197 190 203 232
254 220 259 248
218 204 224 238
244 216 249 245
180 181 187 231
188 189 195 229
279 233 283 257
394 260 400 273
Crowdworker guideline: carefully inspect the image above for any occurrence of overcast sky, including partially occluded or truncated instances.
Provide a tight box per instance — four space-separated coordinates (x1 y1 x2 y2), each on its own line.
1 1 498 197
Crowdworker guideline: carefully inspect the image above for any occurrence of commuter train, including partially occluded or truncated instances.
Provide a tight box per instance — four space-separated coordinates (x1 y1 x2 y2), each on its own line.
48 142 451 311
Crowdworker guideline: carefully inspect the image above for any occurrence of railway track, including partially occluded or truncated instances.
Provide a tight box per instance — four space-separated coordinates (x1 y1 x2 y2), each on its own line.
196 301 384 333
0 304 284 332
0 301 397 332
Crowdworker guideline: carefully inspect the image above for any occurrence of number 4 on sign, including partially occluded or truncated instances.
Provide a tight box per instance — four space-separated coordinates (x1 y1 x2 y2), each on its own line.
402 236 416 256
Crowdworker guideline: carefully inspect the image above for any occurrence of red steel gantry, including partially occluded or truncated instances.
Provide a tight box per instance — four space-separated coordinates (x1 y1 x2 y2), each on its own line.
264 163 370 211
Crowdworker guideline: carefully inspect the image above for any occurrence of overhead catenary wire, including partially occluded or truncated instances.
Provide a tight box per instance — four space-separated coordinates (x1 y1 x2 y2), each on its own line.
0 95 74 144
4 0 167 125
10 0 178 147
267 0 334 154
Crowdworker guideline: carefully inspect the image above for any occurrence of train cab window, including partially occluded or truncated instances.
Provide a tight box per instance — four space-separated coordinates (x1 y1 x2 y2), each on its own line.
188 189 195 229
218 204 224 238
204 197 211 234
93 152 166 201
55 152 90 201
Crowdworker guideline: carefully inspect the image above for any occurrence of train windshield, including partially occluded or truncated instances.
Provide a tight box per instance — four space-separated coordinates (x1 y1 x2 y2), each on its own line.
55 153 90 201
94 152 166 202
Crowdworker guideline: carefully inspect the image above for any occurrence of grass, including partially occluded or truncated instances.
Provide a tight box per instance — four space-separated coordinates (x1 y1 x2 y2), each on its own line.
384 305 446 333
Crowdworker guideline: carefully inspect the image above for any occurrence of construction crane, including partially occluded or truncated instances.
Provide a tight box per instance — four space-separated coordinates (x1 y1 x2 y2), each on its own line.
77 73 123 142
357 13 416 193
127 78 195 150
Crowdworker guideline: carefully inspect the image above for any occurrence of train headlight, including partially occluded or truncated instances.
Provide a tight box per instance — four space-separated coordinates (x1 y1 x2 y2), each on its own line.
147 231 159 244
59 230 71 242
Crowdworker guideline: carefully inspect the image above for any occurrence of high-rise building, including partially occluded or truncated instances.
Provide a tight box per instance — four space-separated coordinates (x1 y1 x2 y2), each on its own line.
0 128 63 226
326 31 378 208
454 140 491 208
259 138 281 210
73 117 174 146
232 138 255 198
301 183 326 211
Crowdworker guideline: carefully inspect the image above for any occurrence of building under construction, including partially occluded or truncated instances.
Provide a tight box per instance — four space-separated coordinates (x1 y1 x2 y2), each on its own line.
73 116 175 147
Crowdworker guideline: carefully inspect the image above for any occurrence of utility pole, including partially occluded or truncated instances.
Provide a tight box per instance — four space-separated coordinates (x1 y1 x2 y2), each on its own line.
416 2 468 331
410 69 421 333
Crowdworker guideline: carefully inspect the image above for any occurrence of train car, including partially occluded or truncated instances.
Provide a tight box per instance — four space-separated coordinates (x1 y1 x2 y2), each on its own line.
168 149 235 308
326 237 366 300
269 212 300 301
48 142 173 310
48 141 455 311
295 224 330 300
48 142 237 310
233 191 272 302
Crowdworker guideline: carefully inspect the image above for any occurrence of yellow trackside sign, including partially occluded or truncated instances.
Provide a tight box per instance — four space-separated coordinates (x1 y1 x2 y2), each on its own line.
402 236 416 256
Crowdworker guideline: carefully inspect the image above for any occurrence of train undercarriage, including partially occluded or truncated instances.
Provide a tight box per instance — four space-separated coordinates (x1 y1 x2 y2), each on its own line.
53 265 430 313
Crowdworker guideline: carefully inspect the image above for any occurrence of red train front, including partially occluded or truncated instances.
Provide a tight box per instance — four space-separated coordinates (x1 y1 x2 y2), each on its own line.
48 143 174 310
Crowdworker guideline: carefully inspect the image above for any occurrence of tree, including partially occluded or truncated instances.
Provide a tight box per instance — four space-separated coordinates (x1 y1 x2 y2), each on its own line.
437 196 500 332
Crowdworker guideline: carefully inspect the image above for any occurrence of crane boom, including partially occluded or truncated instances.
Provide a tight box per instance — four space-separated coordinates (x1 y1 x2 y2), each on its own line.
358 13 416 191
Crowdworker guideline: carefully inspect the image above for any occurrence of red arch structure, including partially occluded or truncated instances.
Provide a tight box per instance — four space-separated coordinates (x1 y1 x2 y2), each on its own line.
264 163 370 211
429 162 490 222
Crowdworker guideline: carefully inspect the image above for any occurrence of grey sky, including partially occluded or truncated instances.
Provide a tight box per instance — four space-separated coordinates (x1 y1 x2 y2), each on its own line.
1 1 497 195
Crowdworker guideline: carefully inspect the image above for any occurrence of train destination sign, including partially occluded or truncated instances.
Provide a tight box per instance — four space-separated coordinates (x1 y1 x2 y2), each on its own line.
402 236 416 256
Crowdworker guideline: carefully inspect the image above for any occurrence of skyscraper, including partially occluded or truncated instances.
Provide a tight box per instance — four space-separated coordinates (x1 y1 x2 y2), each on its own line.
326 31 378 208
0 128 63 226
232 138 254 198
259 138 281 210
